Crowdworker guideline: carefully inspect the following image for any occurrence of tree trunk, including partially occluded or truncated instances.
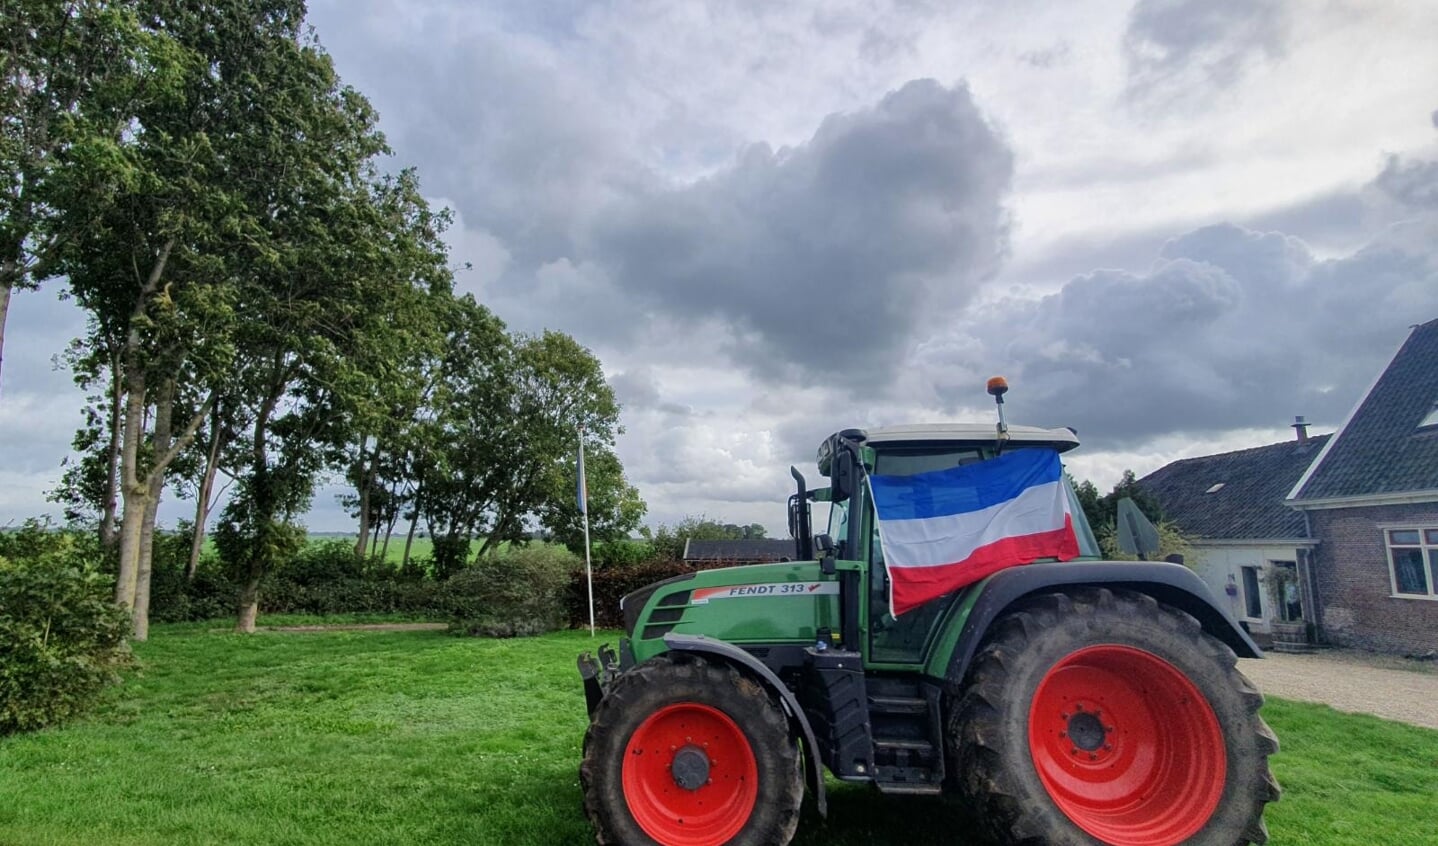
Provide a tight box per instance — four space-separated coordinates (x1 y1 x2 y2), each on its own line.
401 508 419 567
132 379 175 641
187 405 225 579
100 353 123 551
114 367 148 610
354 436 371 557
235 369 284 634
380 483 401 562
236 572 261 633
133 486 162 641
114 239 174 609
0 278 11 400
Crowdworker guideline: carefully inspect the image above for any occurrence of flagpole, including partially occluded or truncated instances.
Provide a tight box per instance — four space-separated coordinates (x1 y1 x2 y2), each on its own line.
579 426 595 636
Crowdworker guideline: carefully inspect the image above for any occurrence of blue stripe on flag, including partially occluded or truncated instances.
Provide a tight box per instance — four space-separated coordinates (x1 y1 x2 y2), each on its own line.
868 448 1063 521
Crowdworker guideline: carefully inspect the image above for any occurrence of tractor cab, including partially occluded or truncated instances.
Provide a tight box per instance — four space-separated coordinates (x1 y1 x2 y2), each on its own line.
792 423 1104 666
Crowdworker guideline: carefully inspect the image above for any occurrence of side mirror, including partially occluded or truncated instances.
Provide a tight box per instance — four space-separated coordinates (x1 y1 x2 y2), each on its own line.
815 533 836 575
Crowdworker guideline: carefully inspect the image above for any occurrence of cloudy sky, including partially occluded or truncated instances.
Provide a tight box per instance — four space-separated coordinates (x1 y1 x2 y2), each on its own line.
3 0 1437 535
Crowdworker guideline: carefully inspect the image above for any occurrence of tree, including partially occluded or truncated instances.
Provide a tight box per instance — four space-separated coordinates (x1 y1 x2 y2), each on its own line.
539 443 646 554
649 517 763 561
1071 469 1192 563
218 166 453 633
413 295 513 577
416 314 631 575
0 0 143 397
56 0 453 637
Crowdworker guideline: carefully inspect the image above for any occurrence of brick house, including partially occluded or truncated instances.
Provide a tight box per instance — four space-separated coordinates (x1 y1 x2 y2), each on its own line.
1286 318 1438 655
1138 429 1329 640
1140 318 1438 655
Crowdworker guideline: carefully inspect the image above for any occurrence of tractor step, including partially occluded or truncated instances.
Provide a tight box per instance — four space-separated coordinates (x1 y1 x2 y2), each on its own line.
869 695 928 715
874 738 934 753
875 781 944 797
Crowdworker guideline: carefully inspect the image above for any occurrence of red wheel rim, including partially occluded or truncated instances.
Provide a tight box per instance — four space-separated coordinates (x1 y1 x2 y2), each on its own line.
622 703 759 846
1027 645 1226 846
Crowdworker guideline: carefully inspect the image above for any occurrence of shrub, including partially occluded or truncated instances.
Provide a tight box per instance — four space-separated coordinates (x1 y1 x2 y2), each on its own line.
591 539 655 570
274 540 367 586
0 523 133 735
567 558 740 629
261 576 443 617
445 545 580 637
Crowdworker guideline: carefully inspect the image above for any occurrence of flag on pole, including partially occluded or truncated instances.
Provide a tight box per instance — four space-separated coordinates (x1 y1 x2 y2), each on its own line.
869 448 1079 616
578 428 595 635
576 436 588 516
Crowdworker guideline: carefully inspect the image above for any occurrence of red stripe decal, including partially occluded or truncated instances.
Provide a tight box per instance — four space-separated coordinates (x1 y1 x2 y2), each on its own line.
889 517 1080 616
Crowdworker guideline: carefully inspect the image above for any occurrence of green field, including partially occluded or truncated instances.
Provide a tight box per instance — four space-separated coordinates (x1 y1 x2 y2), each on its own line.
2 625 1436 845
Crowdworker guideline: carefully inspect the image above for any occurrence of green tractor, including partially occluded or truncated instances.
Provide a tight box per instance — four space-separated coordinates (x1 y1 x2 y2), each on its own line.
578 386 1279 846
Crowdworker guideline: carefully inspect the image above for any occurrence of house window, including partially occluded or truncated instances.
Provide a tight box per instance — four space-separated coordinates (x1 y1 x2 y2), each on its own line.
1241 566 1263 619
1386 528 1438 598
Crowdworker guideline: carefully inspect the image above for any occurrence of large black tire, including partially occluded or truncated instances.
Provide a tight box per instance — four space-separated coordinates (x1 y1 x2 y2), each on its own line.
580 651 804 846
948 589 1280 846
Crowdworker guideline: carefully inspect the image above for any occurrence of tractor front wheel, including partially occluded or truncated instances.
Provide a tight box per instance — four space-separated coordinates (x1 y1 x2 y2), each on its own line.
949 589 1280 846
581 652 803 846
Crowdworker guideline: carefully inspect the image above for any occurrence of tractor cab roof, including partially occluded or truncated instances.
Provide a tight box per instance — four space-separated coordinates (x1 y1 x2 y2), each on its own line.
816 423 1080 476
861 423 1080 452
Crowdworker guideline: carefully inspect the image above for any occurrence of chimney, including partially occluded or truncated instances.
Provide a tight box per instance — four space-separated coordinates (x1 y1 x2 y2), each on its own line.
1292 415 1309 443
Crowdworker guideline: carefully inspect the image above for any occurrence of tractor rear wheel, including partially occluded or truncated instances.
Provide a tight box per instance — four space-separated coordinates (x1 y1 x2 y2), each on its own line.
949 588 1280 846
581 652 803 846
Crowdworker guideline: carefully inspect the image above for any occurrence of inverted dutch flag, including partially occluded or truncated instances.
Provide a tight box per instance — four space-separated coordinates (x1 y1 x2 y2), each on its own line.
869 448 1079 616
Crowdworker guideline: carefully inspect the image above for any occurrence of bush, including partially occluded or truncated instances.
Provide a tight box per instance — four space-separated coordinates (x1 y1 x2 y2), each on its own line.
261 576 443 617
445 545 580 637
567 558 738 629
148 557 240 623
0 523 133 735
591 539 655 570
274 540 367 586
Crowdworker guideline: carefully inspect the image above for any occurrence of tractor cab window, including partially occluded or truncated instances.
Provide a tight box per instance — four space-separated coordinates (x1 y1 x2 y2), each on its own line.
827 499 850 559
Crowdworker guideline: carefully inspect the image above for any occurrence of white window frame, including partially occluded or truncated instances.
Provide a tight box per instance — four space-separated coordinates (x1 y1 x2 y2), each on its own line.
1385 526 1438 601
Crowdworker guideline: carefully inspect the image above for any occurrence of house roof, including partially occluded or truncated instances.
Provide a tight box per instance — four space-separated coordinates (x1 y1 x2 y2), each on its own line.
682 539 796 562
1291 318 1438 502
1138 434 1330 540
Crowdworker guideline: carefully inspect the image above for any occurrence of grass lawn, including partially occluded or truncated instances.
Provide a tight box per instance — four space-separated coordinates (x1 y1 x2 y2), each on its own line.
3 627 1436 846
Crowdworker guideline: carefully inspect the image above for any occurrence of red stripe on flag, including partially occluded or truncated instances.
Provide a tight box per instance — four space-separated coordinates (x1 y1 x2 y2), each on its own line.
889 516 1080 616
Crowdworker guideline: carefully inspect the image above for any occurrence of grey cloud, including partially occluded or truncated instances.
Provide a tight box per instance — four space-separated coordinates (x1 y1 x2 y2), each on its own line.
608 367 693 416
309 2 641 268
1431 109 1437 129
591 79 1013 389
1238 189 1370 253
1123 0 1288 102
922 213 1438 447
608 368 661 409
1374 153 1438 212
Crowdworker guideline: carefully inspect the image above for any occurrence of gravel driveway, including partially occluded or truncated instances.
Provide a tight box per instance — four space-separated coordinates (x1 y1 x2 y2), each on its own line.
1239 650 1438 730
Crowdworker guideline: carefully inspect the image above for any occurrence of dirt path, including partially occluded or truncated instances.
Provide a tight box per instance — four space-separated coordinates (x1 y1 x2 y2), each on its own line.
1239 650 1438 730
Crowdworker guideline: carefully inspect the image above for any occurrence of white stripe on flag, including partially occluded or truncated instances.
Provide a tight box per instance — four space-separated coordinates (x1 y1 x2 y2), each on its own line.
876 479 1069 569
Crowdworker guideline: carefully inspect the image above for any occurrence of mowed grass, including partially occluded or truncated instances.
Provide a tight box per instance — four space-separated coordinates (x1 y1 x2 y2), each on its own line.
2 628 1436 846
